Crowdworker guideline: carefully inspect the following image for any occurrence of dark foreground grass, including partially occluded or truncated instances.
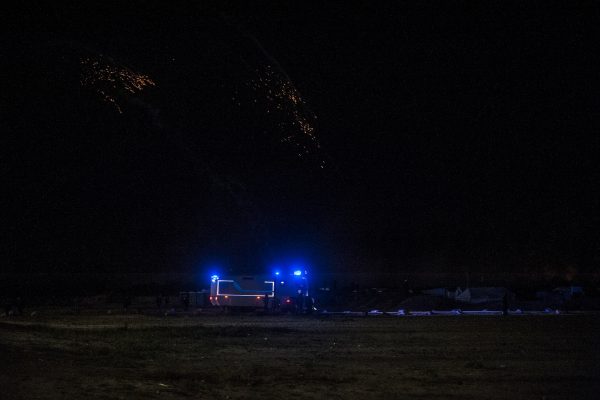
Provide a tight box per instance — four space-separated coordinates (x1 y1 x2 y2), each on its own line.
1 313 599 399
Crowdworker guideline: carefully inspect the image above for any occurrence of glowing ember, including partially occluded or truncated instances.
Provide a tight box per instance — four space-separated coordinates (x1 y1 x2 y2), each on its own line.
247 65 323 164
80 56 155 114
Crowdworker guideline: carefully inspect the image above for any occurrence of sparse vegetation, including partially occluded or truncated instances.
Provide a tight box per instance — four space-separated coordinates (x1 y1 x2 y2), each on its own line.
1 312 599 399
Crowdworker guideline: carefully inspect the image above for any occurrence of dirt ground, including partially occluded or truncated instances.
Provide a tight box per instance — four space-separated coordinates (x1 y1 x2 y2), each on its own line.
1 311 599 399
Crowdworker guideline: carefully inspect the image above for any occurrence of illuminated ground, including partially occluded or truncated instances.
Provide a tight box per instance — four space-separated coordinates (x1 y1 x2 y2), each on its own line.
1 312 599 399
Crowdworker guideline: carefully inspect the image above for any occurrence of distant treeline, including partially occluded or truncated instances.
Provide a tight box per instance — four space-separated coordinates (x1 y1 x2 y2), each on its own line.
1 272 598 299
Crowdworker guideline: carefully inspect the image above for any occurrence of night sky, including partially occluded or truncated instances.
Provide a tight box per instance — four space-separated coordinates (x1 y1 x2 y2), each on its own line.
2 2 600 275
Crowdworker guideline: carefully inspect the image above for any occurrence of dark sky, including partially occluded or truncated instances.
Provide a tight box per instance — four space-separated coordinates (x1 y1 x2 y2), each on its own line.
2 2 600 274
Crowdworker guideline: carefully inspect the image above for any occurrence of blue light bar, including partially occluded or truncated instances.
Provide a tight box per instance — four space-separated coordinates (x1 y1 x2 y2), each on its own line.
211 275 219 282
293 270 302 276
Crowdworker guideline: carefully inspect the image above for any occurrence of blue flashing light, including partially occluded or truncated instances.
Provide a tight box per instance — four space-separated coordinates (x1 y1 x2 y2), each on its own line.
275 271 280 276
293 270 302 276
211 274 219 283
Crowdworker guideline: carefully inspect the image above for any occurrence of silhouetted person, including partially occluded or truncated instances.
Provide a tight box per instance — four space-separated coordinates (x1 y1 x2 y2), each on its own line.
2 298 11 316
307 297 315 314
296 290 304 314
123 295 131 312
16 297 23 316
263 294 269 313
182 293 190 311
73 296 82 315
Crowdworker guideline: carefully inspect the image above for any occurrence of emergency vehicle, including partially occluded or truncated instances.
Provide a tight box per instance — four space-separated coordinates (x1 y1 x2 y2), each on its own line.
209 269 313 313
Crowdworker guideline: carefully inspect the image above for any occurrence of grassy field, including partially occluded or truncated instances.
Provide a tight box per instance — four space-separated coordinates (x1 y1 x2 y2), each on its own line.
1 311 599 399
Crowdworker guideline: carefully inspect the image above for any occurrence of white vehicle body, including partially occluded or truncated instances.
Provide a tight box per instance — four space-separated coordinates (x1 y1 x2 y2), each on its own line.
210 275 275 308
209 270 312 312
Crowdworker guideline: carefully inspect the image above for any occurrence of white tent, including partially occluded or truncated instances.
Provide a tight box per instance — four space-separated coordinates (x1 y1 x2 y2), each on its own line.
455 287 508 304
